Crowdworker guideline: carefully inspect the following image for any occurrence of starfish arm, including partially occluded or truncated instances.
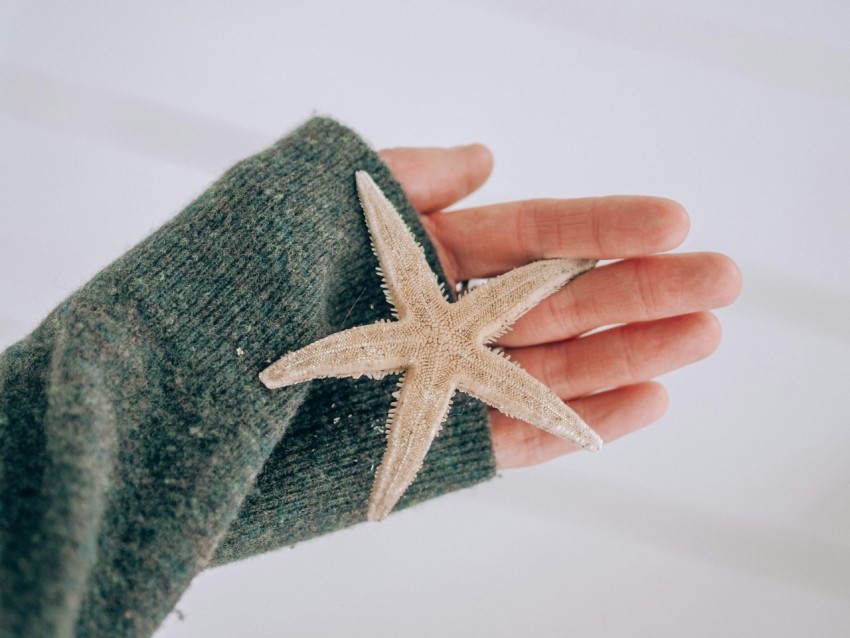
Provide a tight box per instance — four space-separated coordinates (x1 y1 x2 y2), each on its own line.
368 364 455 521
259 322 412 389
455 258 595 343
355 171 448 321
457 348 603 451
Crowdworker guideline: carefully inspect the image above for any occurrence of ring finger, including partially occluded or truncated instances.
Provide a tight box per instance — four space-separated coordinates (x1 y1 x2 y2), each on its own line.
500 252 741 347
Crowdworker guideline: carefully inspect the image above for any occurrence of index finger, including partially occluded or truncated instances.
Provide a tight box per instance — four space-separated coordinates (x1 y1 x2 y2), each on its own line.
420 196 690 282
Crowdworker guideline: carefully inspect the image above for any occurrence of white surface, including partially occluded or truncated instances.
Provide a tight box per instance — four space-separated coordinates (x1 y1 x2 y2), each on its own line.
1 1 849 636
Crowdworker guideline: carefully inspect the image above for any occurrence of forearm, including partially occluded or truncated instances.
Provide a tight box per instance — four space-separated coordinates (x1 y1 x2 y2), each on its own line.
0 117 495 638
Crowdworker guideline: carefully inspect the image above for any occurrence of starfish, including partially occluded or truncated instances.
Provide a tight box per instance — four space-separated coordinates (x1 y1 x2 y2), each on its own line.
260 171 602 521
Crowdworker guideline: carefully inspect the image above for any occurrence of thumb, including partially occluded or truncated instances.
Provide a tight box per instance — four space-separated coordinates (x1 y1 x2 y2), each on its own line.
379 144 494 213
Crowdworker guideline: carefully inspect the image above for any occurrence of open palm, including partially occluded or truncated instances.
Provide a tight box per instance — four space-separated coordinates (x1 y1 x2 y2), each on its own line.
379 144 742 469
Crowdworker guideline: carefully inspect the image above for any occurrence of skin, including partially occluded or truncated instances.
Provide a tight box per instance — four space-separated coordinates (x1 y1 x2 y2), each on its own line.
379 144 743 470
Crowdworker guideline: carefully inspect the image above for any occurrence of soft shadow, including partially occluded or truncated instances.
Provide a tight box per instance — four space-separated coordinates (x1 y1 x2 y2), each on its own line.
489 469 850 601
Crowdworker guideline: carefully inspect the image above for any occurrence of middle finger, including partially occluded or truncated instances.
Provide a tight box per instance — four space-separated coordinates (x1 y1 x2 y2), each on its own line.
500 252 741 347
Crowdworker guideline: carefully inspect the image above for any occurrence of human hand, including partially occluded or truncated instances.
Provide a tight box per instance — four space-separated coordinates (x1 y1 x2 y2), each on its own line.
379 144 742 470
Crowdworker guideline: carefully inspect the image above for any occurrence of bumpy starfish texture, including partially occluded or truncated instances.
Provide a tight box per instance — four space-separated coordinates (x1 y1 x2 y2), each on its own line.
260 171 602 521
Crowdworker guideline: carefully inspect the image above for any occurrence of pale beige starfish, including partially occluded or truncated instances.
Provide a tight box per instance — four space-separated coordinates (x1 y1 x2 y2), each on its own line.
260 171 602 521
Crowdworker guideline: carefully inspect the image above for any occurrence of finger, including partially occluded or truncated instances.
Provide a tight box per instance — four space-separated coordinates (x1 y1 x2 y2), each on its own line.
491 382 668 469
509 312 721 400
423 195 689 281
379 144 494 213
501 252 742 347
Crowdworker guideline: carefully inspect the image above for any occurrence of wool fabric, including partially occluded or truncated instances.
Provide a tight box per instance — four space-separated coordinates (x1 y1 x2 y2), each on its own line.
0 117 496 637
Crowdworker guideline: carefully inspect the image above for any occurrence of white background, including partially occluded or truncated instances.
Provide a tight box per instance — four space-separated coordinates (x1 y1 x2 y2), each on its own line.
1 2 849 636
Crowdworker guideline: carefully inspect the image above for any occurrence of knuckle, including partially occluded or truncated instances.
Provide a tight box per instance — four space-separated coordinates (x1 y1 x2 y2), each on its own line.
543 292 579 340
516 200 562 259
618 328 642 382
631 258 658 317
539 343 568 396
589 200 605 254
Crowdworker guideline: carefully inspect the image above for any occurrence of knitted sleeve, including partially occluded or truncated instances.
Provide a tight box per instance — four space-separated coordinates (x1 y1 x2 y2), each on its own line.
0 117 496 638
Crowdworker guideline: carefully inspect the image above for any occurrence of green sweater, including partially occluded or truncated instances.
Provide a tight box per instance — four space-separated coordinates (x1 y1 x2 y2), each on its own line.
0 117 496 637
